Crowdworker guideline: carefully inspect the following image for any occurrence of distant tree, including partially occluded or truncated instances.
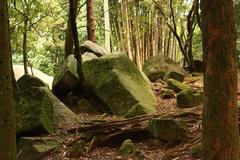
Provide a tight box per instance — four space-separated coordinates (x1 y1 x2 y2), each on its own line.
86 0 96 42
104 0 111 52
201 0 239 159
0 0 17 159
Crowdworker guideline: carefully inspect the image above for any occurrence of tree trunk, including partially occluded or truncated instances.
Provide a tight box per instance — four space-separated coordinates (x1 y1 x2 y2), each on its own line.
201 0 239 159
64 0 78 58
86 0 96 42
23 19 28 74
104 0 111 52
0 1 17 159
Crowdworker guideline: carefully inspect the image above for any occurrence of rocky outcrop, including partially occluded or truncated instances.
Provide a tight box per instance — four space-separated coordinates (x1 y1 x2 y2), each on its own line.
52 53 97 96
83 53 157 117
15 87 81 135
142 55 186 82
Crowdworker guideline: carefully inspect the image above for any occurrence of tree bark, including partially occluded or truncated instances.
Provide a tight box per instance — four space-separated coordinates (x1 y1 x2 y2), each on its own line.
201 0 239 159
86 0 96 42
0 0 17 159
23 19 28 74
64 0 78 58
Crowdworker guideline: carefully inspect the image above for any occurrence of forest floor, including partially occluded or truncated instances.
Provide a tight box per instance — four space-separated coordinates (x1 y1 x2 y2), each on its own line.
42 73 239 160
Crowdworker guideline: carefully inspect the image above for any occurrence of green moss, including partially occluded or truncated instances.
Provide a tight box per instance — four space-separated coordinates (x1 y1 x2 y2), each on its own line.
148 118 188 141
17 74 48 90
119 139 136 157
17 137 60 160
163 71 184 82
176 89 204 108
83 54 156 117
167 79 191 93
142 54 186 82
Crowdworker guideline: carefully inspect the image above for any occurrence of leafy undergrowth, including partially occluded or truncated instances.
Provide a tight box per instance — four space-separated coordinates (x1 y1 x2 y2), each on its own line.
42 76 205 160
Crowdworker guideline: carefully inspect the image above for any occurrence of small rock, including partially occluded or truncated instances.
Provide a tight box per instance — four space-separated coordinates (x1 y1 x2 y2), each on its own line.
163 71 184 82
148 118 188 141
77 98 98 113
69 140 88 157
176 89 203 108
80 40 110 56
167 79 191 93
119 139 136 157
17 136 60 160
160 89 175 99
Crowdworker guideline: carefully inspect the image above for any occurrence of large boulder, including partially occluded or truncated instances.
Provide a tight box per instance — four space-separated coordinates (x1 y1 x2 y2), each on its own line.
142 54 186 82
80 40 110 56
148 118 188 141
17 74 48 90
13 64 53 88
83 53 157 117
176 89 204 108
52 53 97 96
15 87 81 135
17 136 60 160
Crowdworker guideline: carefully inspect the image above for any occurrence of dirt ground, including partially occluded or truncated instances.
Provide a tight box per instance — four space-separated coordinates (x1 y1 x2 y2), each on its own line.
42 73 240 160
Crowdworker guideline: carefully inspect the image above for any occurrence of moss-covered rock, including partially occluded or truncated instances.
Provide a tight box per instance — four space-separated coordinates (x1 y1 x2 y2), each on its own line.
160 89 175 99
17 136 60 160
119 139 136 157
167 79 191 93
17 74 48 90
52 53 97 96
80 40 110 56
83 53 157 117
77 98 98 113
191 142 202 159
148 118 188 141
176 89 203 108
163 71 184 82
15 87 81 135
69 140 88 157
142 54 186 82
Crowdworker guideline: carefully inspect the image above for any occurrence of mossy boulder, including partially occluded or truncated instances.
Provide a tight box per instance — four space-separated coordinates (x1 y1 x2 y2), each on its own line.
80 40 110 56
83 53 157 117
77 98 98 113
119 139 136 157
17 136 60 160
167 79 191 93
176 89 204 108
163 71 184 82
17 74 48 90
15 87 81 135
52 53 97 96
142 54 186 82
148 118 188 141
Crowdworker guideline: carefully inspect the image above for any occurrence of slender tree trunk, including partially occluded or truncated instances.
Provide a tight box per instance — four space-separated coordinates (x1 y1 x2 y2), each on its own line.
0 1 17 159
64 0 78 58
23 19 28 74
104 0 111 52
201 0 239 159
86 0 96 42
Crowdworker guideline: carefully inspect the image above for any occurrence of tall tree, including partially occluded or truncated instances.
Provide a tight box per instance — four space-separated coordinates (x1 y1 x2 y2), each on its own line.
86 0 96 42
201 0 239 159
104 0 111 52
64 0 79 58
0 0 17 159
